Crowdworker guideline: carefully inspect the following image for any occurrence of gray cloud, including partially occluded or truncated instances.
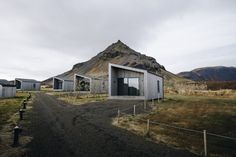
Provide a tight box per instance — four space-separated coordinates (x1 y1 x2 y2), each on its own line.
0 0 236 80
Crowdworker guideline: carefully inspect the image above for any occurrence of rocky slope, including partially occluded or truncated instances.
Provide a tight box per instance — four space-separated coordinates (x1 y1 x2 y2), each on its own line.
43 40 202 92
178 66 236 81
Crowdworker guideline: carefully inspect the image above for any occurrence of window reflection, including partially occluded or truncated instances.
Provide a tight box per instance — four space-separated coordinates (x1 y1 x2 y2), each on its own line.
118 78 140 96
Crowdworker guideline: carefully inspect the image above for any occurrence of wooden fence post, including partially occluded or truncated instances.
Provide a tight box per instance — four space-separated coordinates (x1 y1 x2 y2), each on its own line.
117 109 120 123
146 119 150 134
203 130 207 157
133 105 136 116
152 99 154 106
144 100 147 110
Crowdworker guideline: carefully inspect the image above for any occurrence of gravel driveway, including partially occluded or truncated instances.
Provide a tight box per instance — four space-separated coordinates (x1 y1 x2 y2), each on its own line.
26 93 198 157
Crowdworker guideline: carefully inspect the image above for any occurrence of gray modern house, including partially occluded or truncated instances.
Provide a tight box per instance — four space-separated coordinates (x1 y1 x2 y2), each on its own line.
74 74 108 93
15 78 41 91
0 79 16 98
109 63 164 100
53 77 74 91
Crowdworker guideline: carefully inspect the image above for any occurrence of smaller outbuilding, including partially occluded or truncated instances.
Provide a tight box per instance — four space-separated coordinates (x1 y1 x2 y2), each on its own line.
109 63 164 100
15 78 41 91
53 77 74 91
0 79 16 98
74 74 108 93
74 74 91 92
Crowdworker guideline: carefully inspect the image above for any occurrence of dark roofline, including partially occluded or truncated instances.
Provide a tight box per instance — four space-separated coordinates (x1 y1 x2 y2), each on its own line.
54 77 73 82
15 78 41 83
110 63 163 78
0 84 16 87
0 79 15 86
147 71 163 78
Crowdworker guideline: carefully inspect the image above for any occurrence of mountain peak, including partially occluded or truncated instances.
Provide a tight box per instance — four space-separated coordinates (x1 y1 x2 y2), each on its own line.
117 39 122 43
103 40 133 53
115 40 126 46
97 40 138 60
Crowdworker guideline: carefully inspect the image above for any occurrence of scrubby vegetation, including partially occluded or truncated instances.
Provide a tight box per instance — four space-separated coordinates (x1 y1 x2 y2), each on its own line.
0 92 33 157
47 92 107 105
115 93 236 157
206 81 236 90
0 92 28 130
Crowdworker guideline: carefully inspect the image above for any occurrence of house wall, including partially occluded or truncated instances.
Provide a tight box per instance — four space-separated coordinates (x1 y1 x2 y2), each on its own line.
74 74 108 94
110 66 144 96
110 66 118 96
20 82 41 91
146 73 164 100
0 85 16 98
91 79 108 94
109 64 164 100
63 80 74 91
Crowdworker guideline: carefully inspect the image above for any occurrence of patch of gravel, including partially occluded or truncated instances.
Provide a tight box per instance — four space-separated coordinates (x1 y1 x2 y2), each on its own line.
26 93 198 157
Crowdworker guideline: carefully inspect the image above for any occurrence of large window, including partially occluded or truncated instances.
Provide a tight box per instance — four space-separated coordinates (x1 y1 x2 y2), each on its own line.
117 78 140 96
55 79 63 89
157 80 160 93
16 80 21 89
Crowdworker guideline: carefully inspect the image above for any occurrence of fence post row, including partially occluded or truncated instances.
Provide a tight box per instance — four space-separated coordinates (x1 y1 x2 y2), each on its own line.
115 102 236 157
203 130 207 157
14 95 31 146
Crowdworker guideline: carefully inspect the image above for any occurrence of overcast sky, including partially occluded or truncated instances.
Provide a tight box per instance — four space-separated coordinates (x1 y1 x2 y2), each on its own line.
0 0 236 81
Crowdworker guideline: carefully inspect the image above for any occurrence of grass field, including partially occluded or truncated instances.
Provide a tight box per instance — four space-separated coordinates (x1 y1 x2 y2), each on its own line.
0 92 33 157
0 92 29 130
207 81 236 90
115 93 236 157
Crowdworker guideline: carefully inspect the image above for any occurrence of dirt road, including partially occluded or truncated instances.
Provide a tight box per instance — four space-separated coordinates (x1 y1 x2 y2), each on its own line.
26 93 198 157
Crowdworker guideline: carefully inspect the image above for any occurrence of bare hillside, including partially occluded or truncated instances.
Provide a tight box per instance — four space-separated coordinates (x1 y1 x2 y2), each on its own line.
43 40 204 92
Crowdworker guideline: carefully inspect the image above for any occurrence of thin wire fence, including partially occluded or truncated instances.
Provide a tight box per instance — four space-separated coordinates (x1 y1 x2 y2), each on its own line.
116 100 236 157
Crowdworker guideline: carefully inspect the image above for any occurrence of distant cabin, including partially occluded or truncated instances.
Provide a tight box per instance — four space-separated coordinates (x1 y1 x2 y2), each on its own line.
53 77 74 91
0 79 16 98
109 63 164 100
15 78 41 91
74 74 107 93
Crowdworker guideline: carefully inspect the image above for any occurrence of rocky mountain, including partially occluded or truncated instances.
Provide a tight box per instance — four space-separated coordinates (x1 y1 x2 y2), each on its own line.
43 40 202 92
178 66 236 81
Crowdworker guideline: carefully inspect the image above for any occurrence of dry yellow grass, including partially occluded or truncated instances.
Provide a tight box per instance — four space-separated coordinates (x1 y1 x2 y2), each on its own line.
0 92 29 129
114 93 236 157
0 92 33 157
48 92 108 105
